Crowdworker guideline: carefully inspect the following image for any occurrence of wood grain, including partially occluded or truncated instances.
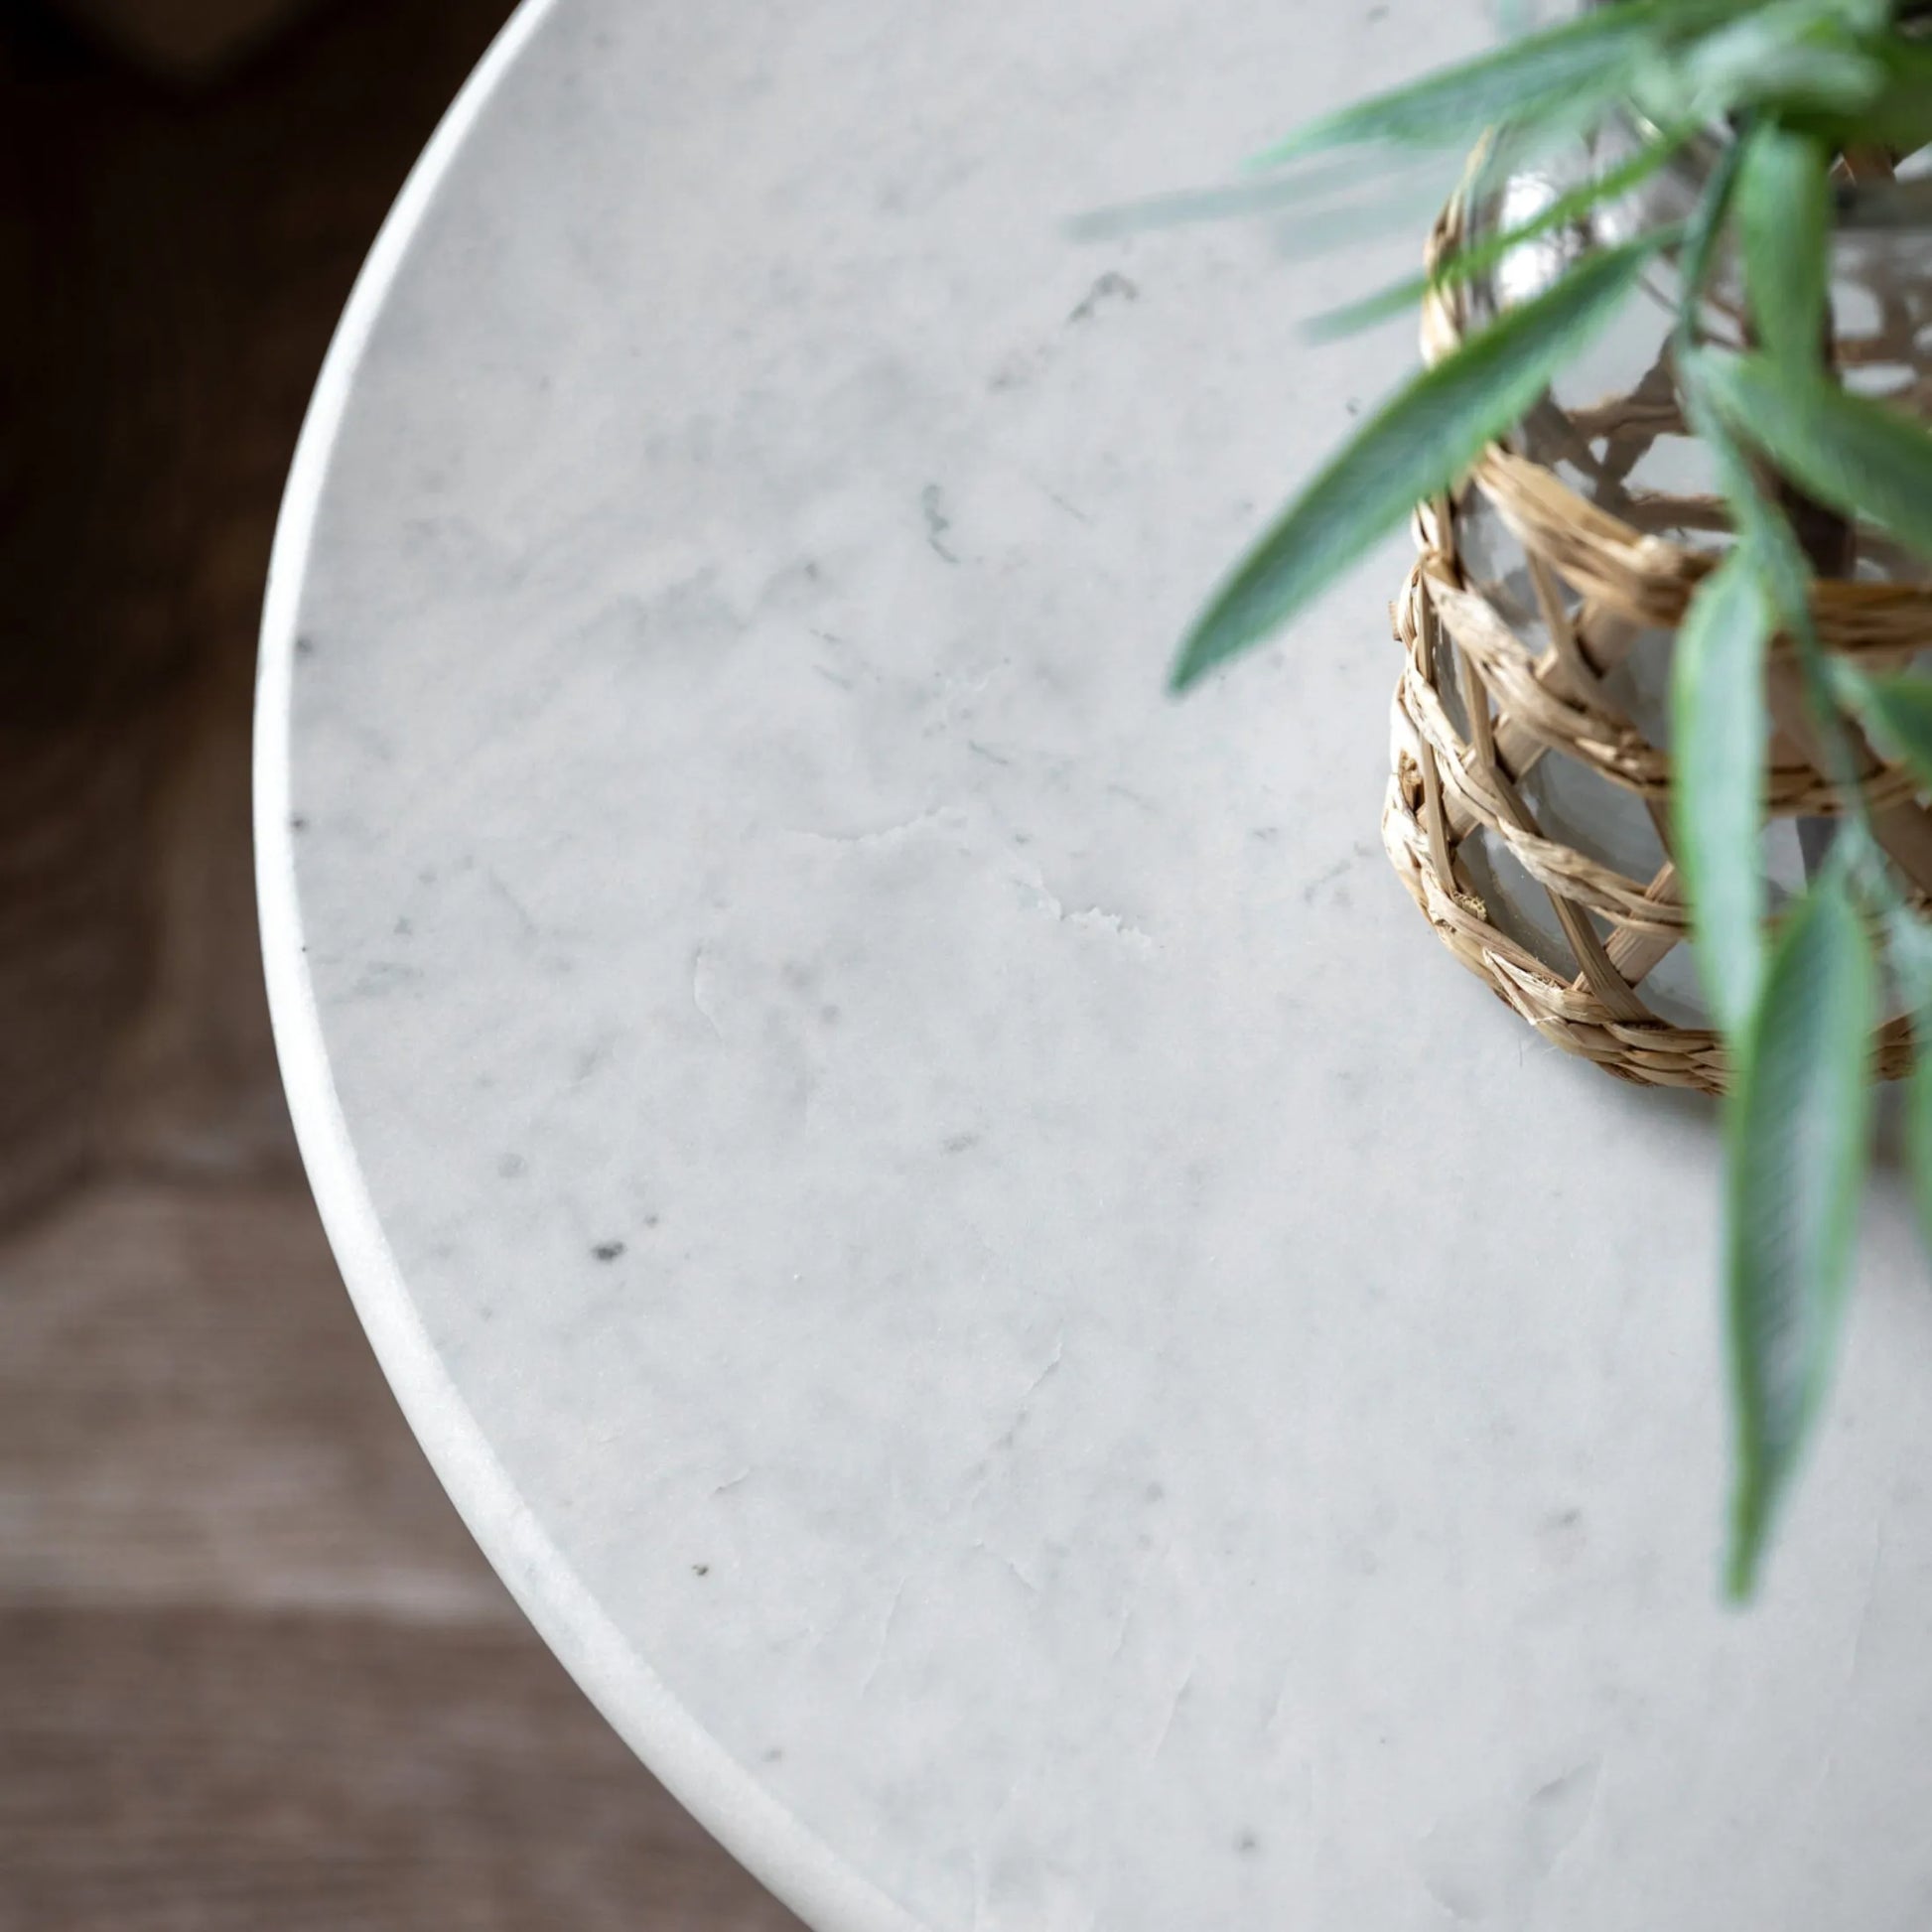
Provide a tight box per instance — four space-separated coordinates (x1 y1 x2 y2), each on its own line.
0 8 806 1925
0 1181 507 1624
44 0 324 83
1 1606 798 1931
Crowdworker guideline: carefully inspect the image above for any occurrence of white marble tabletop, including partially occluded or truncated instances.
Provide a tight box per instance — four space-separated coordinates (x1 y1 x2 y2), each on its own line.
257 2 1932 1926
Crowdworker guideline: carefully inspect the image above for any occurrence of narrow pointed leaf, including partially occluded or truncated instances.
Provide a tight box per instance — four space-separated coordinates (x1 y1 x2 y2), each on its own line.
1682 387 1813 632
1697 350 1932 567
1685 358 1878 812
1738 125 1831 368
1672 550 1773 1036
1838 668 1932 796
1679 357 1821 663
1847 38 1932 153
1724 870 1875 1600
1064 149 1443 246
1245 1 1669 166
1641 12 1883 128
1305 134 1685 342
1172 232 1665 690
1823 0 1893 30
1672 128 1749 357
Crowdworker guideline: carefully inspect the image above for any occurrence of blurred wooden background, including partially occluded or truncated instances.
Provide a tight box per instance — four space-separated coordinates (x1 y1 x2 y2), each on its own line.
0 3 803 1924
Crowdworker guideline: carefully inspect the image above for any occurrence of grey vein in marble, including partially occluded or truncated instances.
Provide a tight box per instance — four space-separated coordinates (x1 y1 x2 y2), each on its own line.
260 1 1932 1927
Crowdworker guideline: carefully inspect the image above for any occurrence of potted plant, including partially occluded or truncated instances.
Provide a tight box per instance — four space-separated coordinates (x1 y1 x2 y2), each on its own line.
1149 0 1932 1595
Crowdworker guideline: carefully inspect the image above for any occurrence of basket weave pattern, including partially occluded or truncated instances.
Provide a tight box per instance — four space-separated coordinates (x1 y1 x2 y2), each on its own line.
1382 200 1932 1094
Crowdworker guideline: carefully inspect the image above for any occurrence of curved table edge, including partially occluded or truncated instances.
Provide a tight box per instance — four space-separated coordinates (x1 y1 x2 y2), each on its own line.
252 8 925 1928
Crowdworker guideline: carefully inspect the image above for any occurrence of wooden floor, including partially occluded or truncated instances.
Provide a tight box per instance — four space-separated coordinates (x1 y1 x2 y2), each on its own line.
0 6 803 1925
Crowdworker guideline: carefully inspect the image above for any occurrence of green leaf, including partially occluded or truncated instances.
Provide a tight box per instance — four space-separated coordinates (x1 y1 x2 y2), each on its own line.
1672 122 1750 357
1737 125 1831 368
1683 355 1876 809
1304 131 1686 342
1678 356 1815 637
1724 868 1875 1601
1821 0 1893 30
1063 150 1445 247
1171 231 1666 690
1682 402 1803 624
1672 550 1774 1036
1245 1 1671 166
1696 350 1932 570
1844 37 1932 153
1639 7 1884 127
1837 667 1932 796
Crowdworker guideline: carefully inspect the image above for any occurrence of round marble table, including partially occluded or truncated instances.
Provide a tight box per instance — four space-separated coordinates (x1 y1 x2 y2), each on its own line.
257 3 1932 1927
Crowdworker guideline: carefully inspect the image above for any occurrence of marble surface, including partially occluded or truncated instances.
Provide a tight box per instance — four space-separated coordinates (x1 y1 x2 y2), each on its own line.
257 3 1932 1927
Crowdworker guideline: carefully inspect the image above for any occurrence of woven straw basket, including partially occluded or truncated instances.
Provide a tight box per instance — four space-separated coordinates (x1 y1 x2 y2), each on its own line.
1382 195 1932 1096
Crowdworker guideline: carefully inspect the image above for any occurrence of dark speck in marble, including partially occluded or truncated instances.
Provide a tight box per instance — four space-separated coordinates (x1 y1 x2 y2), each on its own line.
920 483 958 563
1422 1872 1481 1922
592 1240 626 1262
644 1213 660 1228
943 1132 980 1155
1067 270 1139 325
1038 483 1090 523
1235 1832 1260 1856
350 960 423 999
1301 854 1355 903
762 1746 784 1763
294 634 316 656
693 1563 711 1578
1145 1482 1166 1503
485 868 539 938
290 814 308 833
1539 1506 1587 1564
394 916 413 937
988 347 1043 392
